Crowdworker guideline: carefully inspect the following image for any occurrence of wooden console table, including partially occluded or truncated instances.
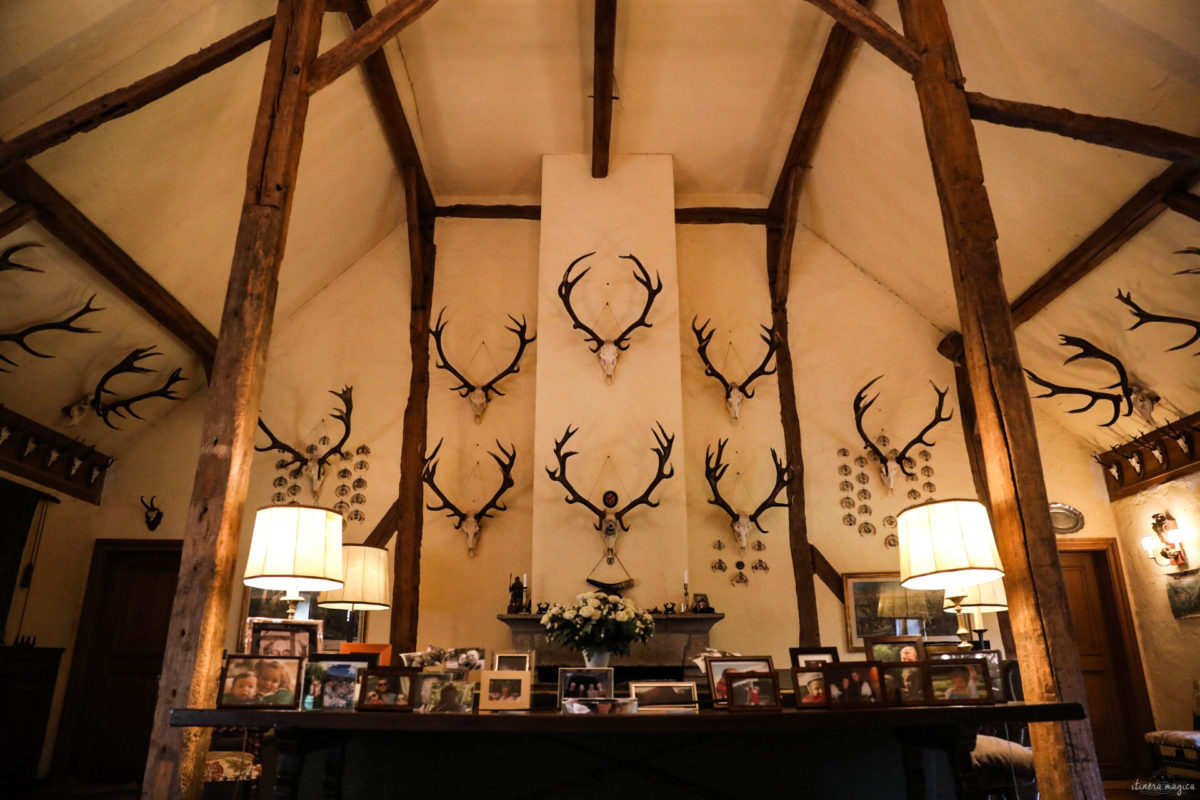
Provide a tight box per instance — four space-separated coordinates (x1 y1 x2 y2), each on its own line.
498 612 724 668
173 702 1083 800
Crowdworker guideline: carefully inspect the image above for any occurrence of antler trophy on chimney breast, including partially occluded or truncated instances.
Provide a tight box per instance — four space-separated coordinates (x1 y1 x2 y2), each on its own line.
558 252 662 383
545 423 675 591
430 309 535 423
422 438 516 557
692 317 778 421
852 376 953 495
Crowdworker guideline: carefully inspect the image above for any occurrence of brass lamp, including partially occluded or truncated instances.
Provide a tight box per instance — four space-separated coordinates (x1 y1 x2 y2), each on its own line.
942 578 1008 650
318 544 391 611
243 505 344 618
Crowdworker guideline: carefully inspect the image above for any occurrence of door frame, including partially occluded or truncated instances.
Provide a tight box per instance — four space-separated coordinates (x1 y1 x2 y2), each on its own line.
52 538 182 780
1057 536 1156 774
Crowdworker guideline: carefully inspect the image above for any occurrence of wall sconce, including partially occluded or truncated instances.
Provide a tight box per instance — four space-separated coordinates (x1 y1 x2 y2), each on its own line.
1140 511 1188 569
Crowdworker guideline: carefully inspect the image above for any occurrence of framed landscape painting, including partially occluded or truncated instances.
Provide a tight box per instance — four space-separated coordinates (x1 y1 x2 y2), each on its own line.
1167 569 1200 620
843 572 957 651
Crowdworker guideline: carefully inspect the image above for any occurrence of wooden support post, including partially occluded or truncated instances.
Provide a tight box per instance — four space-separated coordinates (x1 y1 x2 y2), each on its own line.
591 0 617 178
897 0 1102 795
141 3 326 798
389 166 436 655
769 167 820 646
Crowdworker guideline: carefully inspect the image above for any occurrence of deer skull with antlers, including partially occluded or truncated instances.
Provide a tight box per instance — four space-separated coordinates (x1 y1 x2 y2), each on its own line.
430 309 535 423
704 439 791 551
68 346 187 429
256 386 353 496
692 318 778 421
853 376 953 494
558 252 662 383
422 439 516 557
545 423 675 581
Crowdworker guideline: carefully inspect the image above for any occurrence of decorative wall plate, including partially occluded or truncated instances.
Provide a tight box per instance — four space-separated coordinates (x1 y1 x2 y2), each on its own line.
1048 503 1085 534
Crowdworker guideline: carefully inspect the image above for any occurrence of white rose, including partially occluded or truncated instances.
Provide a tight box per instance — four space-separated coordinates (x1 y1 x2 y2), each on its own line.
607 594 620 603
615 610 630 622
578 606 594 618
564 609 577 619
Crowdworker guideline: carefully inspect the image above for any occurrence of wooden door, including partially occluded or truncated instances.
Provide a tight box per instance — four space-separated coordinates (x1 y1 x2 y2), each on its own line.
54 540 181 783
1058 541 1154 780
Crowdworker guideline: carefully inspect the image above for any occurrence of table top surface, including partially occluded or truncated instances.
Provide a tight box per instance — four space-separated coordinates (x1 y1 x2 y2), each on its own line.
173 701 1083 734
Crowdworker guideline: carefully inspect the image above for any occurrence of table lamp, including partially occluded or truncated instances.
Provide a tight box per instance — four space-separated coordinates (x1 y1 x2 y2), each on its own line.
942 577 1008 649
318 544 391 612
243 505 344 618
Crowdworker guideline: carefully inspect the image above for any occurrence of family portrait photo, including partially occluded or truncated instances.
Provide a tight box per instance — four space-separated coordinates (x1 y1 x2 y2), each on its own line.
823 663 883 706
217 655 302 709
478 670 531 711
302 655 376 710
558 668 615 704
356 668 417 711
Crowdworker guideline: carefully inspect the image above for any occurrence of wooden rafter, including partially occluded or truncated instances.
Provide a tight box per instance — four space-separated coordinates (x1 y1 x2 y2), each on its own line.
769 0 875 219
966 92 1200 166
143 2 327 797
1165 191 1200 223
591 0 618 179
0 161 217 373
898 0 1102 794
675 207 770 225
0 17 275 174
0 203 37 240
341 0 435 215
802 0 920 74
436 204 541 220
308 0 440 93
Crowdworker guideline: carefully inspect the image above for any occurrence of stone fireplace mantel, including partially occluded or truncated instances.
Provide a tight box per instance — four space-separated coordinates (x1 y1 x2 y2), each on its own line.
498 613 725 669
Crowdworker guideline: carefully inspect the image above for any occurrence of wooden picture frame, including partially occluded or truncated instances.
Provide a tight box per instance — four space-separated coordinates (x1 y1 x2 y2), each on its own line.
444 647 487 670
842 572 957 651
413 673 476 713
302 653 378 710
245 617 322 657
930 650 1005 701
880 662 931 706
705 656 775 708
791 667 828 708
217 654 302 709
788 646 839 669
724 671 781 711
822 662 886 707
864 635 925 664
557 667 615 707
928 660 994 705
478 670 532 711
356 667 418 711
628 681 699 712
493 652 533 672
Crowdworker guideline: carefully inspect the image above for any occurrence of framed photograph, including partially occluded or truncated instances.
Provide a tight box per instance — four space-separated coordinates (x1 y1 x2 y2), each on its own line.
1167 569 1200 619
931 650 1005 701
478 670 531 711
864 635 925 664
357 667 418 711
929 660 994 704
562 697 638 714
245 617 322 657
217 654 302 709
792 668 827 708
880 663 930 706
725 671 782 711
239 588 362 652
557 668 615 707
444 647 487 671
842 572 957 651
789 646 839 669
628 681 698 712
690 593 713 613
493 652 533 672
705 656 775 708
302 653 378 710
413 673 475 713
823 662 885 706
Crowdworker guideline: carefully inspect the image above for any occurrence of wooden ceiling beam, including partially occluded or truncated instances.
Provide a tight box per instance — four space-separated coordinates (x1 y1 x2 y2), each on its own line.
0 203 38 239
0 17 275 174
0 160 217 372
308 0 439 93
769 0 875 219
436 204 540 220
1165 191 1200 223
591 0 618 178
675 207 770 225
802 0 919 74
967 91 1200 166
341 0 434 216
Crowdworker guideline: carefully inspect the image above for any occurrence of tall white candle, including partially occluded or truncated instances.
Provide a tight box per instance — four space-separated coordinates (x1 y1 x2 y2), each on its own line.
972 609 985 630
684 570 689 585
523 573 528 586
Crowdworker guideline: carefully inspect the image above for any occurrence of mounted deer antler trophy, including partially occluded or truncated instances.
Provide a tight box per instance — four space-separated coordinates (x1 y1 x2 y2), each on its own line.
422 438 516 556
545 423 675 591
430 309 535 423
692 318 778 421
1116 290 1200 356
61 346 186 429
0 243 43 273
704 439 790 552
558 252 662 383
257 386 356 501
1023 335 1133 427
853 376 953 494
2 295 102 373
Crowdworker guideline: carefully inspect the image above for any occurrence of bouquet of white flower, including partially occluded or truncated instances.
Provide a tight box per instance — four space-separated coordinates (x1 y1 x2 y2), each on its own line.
540 592 655 656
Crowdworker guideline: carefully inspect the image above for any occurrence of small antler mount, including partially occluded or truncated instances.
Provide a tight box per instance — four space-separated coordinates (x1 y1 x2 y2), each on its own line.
422 438 517 557
430 309 535 424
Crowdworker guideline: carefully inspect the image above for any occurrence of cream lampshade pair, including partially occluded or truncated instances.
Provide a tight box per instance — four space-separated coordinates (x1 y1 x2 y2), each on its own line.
243 505 390 617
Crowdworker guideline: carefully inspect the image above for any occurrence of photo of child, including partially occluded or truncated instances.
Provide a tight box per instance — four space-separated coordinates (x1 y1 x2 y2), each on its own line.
218 655 301 709
928 661 993 704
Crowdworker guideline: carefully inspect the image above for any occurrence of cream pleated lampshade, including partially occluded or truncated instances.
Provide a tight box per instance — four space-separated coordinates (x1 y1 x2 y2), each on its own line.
318 544 391 611
243 505 344 593
898 499 1003 591
941 577 1008 613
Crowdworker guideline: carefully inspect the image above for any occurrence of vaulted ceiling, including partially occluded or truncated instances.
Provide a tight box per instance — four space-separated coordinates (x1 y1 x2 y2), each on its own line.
1 0 1198 455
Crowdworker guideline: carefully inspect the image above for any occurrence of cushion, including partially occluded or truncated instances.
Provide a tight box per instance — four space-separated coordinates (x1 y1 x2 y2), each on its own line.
1146 731 1200 750
203 751 260 782
971 734 1036 780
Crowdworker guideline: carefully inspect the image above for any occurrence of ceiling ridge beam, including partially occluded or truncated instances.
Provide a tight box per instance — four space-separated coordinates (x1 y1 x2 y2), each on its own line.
769 0 876 218
0 159 217 372
966 91 1200 166
802 0 920 75
591 0 618 178
0 16 276 174
308 0 439 93
341 0 434 215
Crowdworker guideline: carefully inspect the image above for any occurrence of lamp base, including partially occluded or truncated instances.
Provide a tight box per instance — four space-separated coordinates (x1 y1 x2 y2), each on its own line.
281 592 304 619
